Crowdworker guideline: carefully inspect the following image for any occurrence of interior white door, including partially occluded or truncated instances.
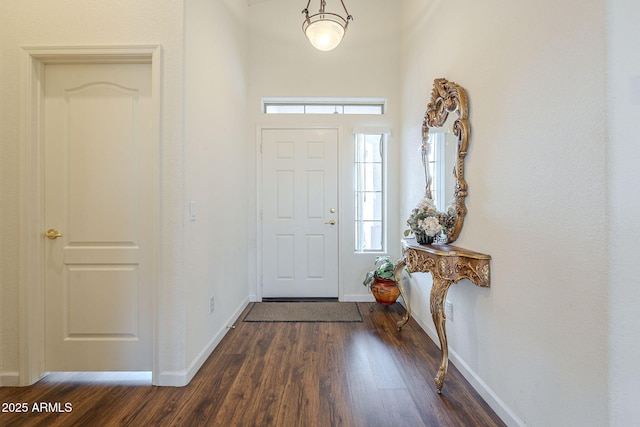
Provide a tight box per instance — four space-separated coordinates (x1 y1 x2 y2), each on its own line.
261 128 339 298
44 63 153 371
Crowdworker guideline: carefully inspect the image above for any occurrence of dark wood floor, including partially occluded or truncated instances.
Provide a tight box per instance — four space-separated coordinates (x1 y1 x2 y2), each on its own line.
0 303 505 426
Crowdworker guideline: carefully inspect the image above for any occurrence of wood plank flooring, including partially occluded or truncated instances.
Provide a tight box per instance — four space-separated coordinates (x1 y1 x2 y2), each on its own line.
0 303 506 426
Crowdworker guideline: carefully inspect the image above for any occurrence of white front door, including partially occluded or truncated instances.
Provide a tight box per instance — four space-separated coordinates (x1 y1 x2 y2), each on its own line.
261 128 339 298
44 63 153 371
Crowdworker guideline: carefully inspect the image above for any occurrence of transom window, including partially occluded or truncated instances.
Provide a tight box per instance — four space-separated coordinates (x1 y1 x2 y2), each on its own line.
263 98 385 115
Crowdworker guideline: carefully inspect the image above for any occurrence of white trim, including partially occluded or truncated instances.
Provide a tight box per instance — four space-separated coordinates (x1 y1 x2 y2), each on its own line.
341 294 376 303
18 48 46 386
352 126 392 135
155 370 188 388
156 297 249 387
18 45 163 386
19 45 160 63
254 126 263 301
0 372 21 387
410 309 526 427
262 96 386 106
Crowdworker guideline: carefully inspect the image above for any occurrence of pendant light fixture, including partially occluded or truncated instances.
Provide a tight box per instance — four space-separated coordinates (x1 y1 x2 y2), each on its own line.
302 0 353 52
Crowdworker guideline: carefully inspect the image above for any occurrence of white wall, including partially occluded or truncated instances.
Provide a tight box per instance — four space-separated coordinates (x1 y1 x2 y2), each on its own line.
183 0 250 379
608 1 640 425
400 0 609 425
246 0 403 301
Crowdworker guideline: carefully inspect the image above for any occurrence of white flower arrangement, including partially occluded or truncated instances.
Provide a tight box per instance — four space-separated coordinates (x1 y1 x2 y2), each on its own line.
404 196 456 241
417 216 443 237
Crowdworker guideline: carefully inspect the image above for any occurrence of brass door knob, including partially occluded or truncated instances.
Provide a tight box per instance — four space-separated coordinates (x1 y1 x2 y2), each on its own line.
45 229 63 240
325 219 336 225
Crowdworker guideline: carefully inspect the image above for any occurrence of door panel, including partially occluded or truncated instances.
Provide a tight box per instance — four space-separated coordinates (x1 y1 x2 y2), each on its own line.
261 129 339 298
44 63 153 371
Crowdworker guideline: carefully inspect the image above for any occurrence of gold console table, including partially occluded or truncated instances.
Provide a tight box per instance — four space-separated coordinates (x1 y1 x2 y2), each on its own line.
393 238 491 393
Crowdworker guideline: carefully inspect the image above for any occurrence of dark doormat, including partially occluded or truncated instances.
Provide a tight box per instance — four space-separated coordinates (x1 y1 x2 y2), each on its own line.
243 301 363 322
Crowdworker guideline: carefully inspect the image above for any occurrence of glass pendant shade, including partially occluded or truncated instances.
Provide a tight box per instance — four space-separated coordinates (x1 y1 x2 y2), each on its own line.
304 19 345 51
302 1 352 52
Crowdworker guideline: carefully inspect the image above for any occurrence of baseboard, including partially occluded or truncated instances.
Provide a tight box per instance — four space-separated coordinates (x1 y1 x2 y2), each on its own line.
341 293 376 302
0 371 20 387
156 297 250 387
411 311 525 427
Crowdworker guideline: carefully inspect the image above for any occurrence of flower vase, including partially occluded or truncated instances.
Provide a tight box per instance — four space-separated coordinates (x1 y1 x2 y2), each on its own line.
416 233 434 245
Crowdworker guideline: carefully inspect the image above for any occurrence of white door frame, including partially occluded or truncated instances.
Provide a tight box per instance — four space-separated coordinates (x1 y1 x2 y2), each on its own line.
256 126 343 301
18 45 162 386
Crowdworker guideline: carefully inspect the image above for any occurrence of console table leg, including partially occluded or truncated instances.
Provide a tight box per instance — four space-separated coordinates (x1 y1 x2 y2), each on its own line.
430 276 453 393
394 259 411 330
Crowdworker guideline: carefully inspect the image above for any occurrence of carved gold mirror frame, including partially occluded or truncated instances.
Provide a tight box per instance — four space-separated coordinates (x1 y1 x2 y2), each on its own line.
421 78 470 243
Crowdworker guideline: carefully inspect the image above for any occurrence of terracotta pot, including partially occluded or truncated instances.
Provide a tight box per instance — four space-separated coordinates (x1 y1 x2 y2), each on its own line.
370 278 400 305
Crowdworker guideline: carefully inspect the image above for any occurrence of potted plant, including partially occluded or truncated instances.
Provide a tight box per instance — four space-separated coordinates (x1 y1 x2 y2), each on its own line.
363 256 401 305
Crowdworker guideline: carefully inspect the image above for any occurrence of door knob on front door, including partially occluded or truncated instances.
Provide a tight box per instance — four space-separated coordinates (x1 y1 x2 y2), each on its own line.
45 229 63 240
325 219 336 225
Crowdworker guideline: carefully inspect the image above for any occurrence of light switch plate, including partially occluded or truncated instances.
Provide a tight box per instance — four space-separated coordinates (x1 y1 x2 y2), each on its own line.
445 300 453 321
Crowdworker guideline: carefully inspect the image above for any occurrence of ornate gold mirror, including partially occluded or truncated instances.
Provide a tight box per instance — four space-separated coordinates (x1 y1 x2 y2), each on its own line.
418 78 469 244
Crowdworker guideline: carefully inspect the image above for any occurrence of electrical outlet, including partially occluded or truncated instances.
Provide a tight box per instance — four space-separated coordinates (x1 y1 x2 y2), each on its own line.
209 296 215 314
445 300 453 320
189 201 197 221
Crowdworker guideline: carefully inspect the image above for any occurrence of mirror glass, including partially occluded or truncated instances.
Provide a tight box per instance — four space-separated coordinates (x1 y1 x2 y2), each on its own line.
426 113 458 213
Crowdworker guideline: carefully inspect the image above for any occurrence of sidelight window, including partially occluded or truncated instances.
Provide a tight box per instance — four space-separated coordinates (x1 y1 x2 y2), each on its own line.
354 132 385 252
